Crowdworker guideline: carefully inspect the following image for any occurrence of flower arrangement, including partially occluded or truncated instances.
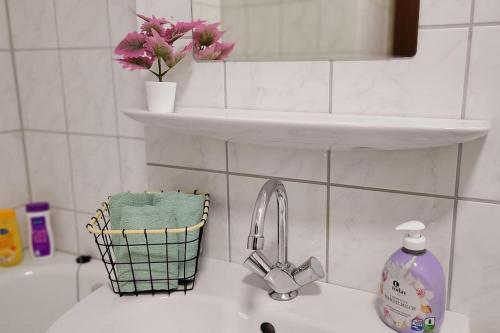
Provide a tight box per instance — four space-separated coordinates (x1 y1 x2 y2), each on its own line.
114 14 235 82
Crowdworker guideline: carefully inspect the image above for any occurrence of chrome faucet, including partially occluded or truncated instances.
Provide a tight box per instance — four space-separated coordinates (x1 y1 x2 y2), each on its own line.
243 179 325 301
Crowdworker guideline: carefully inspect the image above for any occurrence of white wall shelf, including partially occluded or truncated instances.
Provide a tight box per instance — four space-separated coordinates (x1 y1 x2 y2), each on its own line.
124 107 490 151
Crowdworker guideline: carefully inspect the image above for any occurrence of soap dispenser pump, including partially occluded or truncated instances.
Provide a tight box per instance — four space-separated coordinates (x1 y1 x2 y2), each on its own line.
396 220 426 252
378 221 446 333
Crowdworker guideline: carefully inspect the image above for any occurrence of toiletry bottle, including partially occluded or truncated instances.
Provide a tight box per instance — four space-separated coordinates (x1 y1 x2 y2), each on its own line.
379 221 445 333
0 208 23 267
26 202 54 259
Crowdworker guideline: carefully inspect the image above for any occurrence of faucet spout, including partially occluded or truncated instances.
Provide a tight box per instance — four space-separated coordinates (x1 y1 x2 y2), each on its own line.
246 179 288 265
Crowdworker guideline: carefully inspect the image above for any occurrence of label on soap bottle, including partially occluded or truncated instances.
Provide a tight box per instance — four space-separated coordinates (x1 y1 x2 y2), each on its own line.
31 216 50 257
379 260 436 333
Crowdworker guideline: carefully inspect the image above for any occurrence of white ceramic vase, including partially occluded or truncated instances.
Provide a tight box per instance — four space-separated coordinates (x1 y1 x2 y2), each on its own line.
145 81 177 113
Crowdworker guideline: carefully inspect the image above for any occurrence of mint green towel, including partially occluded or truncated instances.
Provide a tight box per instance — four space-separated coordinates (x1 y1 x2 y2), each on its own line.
168 193 204 280
109 192 159 259
109 192 206 290
116 205 179 293
152 192 205 280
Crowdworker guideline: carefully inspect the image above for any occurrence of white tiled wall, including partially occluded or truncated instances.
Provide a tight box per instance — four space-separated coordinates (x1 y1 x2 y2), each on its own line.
1 0 499 332
0 0 148 255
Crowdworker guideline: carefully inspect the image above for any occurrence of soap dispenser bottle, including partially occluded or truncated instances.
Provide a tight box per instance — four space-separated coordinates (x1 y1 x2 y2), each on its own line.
379 221 446 333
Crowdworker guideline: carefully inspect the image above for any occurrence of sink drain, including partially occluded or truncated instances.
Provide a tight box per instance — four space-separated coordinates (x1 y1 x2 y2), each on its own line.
260 322 275 333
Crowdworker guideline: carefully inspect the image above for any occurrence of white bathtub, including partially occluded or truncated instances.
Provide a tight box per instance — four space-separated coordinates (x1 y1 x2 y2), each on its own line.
0 251 107 333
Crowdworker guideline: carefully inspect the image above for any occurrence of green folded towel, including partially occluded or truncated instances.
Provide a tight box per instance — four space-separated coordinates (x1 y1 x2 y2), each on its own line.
162 192 205 280
109 191 206 292
109 192 159 259
116 205 179 293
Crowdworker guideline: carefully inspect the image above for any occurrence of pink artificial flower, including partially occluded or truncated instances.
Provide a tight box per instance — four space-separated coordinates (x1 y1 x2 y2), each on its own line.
166 42 193 68
216 42 235 60
195 42 235 60
193 23 224 48
117 56 154 70
164 20 205 44
145 30 174 63
138 14 169 36
114 32 146 57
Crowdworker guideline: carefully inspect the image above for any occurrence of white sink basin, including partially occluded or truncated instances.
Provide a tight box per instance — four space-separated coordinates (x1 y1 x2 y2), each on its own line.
49 258 469 333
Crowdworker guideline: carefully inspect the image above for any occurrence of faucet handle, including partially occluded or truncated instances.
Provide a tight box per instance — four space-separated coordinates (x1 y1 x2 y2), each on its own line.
292 257 325 287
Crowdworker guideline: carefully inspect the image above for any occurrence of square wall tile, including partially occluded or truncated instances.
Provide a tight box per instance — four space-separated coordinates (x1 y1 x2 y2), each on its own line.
112 58 146 138
119 138 148 192
228 143 328 182
76 212 100 258
54 0 110 47
229 176 327 271
7 0 58 48
108 0 137 47
148 166 229 261
15 50 66 131
474 0 500 23
331 146 458 196
145 126 226 171
419 0 472 25
450 200 500 333
226 61 330 113
61 49 116 135
52 208 78 254
0 51 20 131
0 0 10 49
460 26 500 201
167 56 225 108
70 135 122 213
136 0 191 23
25 131 74 209
329 187 453 293
0 132 29 207
331 28 468 118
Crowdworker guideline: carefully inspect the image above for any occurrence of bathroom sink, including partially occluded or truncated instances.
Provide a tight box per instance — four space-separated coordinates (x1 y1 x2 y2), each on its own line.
48 258 469 333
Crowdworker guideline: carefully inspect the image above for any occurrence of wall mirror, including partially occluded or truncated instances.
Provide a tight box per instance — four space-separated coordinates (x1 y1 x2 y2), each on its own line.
192 0 420 61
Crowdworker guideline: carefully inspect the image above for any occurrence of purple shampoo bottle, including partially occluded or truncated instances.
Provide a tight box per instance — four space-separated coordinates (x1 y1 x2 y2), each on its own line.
379 221 446 333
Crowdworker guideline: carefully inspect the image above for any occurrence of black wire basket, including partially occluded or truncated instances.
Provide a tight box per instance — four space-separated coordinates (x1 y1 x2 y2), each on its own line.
86 191 209 296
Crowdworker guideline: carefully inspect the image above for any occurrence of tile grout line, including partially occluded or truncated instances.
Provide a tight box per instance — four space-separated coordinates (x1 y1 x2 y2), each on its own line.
105 0 124 193
458 196 500 205
447 0 476 309
328 60 333 114
330 182 455 200
225 141 231 262
224 59 230 261
326 56 333 279
419 23 470 30
23 127 145 140
51 205 95 216
325 151 331 281
9 46 114 51
53 0 80 255
0 129 22 135
148 162 500 205
224 61 228 109
4 0 33 202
